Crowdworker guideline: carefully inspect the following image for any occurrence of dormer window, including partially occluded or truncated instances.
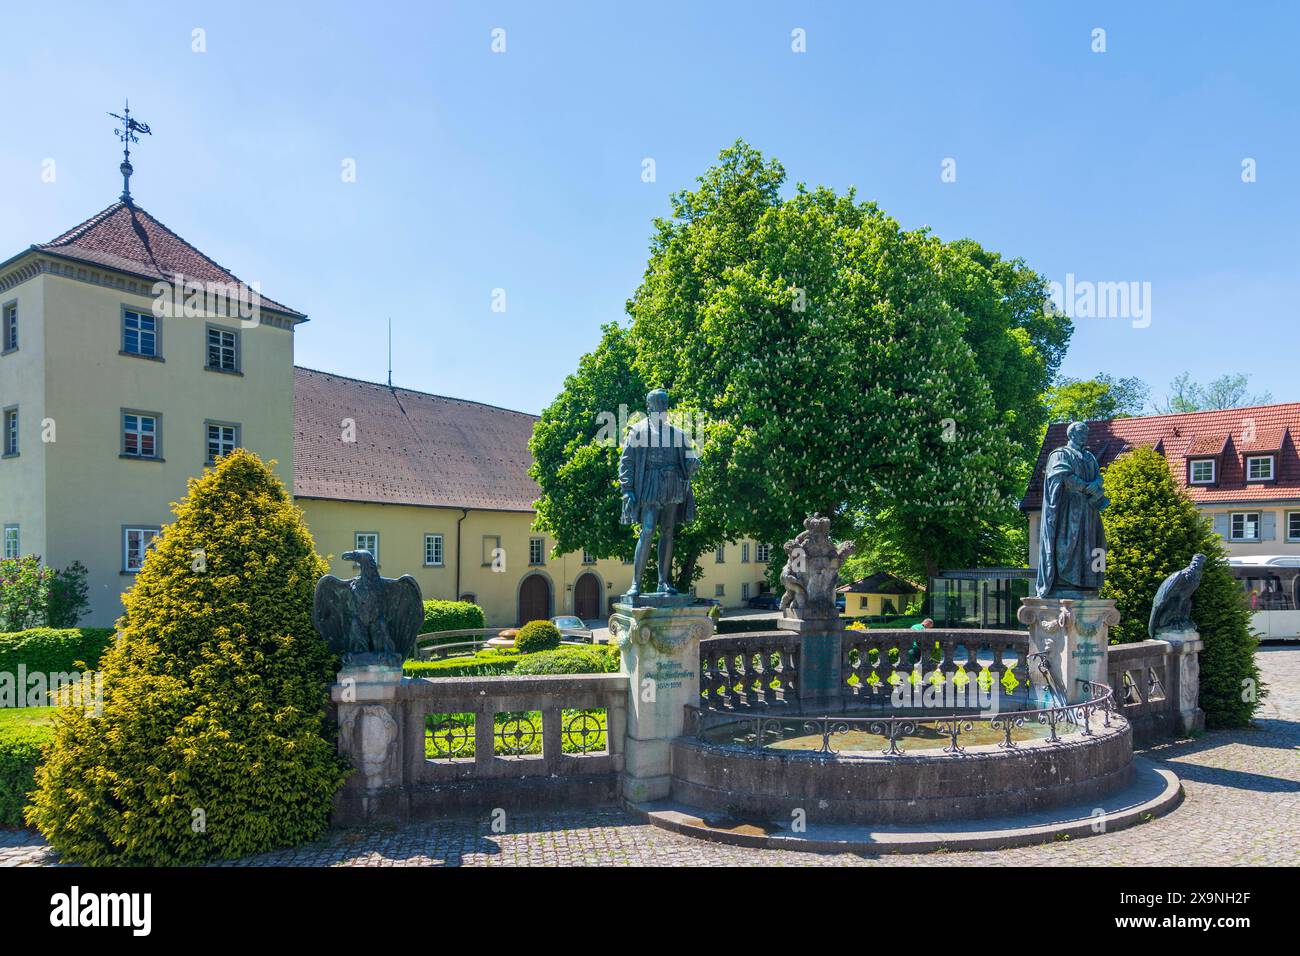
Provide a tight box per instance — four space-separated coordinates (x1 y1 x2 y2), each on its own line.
1189 459 1216 484
1245 455 1275 482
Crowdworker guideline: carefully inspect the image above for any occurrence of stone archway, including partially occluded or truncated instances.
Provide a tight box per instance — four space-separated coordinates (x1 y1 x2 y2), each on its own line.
518 573 552 625
574 572 601 620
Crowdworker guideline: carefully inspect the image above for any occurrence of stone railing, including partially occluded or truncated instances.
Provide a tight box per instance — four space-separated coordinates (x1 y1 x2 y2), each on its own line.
841 628 1032 708
699 632 800 711
332 671 628 825
1106 635 1202 744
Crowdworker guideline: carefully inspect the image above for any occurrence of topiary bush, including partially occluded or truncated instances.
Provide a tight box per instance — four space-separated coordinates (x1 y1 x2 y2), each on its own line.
25 449 350 864
514 620 562 654
0 627 115 680
421 600 485 636
512 645 619 675
1101 446 1263 728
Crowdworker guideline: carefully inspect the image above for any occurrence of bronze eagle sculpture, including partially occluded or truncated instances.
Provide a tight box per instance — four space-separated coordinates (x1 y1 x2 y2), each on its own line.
312 550 424 667
1148 553 1206 639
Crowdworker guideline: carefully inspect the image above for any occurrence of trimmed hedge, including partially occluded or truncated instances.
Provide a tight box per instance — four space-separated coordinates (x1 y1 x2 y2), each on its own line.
515 620 561 654
421 600 485 638
0 627 115 678
512 645 620 675
0 709 54 827
403 651 520 678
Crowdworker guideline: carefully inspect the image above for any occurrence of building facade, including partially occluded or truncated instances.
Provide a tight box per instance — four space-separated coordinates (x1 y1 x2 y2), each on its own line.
0 200 771 628
1022 406 1300 563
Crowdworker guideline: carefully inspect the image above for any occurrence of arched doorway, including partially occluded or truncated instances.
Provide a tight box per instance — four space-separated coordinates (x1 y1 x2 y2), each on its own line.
573 572 601 620
518 574 552 625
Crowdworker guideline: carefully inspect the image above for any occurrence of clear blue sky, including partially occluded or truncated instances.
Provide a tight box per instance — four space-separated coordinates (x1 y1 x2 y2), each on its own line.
3 1 1296 415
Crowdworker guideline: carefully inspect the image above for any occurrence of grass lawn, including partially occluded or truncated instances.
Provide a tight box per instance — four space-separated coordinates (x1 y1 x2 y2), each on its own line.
0 706 56 733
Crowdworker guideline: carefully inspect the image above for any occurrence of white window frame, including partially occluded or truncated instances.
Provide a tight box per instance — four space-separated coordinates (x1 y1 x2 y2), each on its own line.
756 543 770 564
582 549 596 565
2 406 17 457
714 583 725 597
354 532 379 564
741 542 750 563
715 545 725 564
122 307 159 358
529 537 545 566
1230 512 1261 541
205 421 240 464
122 411 161 459
741 582 751 600
1245 455 1275 481
1288 511 1300 542
424 533 444 567
1189 459 1216 484
3 524 18 559
2 301 16 353
205 325 240 373
123 526 161 572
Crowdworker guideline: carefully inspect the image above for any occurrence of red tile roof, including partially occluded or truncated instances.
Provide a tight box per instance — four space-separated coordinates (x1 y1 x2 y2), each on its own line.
34 201 303 318
293 367 543 512
1022 404 1300 509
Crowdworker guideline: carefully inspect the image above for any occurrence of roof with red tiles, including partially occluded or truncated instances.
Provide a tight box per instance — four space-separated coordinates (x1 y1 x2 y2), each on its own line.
1021 403 1300 510
31 201 303 318
293 367 542 512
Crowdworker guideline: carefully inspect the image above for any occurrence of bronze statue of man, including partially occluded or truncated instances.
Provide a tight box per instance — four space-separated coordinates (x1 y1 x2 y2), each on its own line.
1036 420 1108 598
618 389 699 597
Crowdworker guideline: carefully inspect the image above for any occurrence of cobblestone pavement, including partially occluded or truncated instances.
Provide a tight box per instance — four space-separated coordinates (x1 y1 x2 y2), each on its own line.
4 647 1296 867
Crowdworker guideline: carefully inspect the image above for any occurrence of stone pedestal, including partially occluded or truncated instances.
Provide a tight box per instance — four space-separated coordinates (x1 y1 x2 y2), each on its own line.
1018 597 1118 705
331 665 406 822
609 600 717 803
779 614 844 713
1157 626 1205 735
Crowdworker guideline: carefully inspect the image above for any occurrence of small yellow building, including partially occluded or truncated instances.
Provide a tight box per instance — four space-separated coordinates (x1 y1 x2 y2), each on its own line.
0 195 772 628
837 573 919 618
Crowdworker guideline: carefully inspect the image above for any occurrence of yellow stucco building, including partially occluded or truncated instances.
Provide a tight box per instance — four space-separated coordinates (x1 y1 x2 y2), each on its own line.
0 197 772 628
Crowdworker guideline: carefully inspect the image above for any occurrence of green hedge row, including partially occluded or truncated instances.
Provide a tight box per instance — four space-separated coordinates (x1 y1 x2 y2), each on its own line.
403 645 619 679
0 711 54 827
403 651 521 678
421 600 485 639
0 628 115 677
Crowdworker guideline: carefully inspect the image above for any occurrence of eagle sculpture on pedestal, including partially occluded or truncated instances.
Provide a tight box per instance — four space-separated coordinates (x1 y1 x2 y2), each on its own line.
1148 553 1206 639
312 550 424 667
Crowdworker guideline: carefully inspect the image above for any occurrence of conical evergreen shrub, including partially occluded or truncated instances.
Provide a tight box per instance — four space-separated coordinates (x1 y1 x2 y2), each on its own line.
27 449 349 864
1100 447 1263 728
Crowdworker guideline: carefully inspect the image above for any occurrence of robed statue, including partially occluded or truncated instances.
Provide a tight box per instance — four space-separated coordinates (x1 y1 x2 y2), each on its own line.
1036 421 1108 598
618 388 700 598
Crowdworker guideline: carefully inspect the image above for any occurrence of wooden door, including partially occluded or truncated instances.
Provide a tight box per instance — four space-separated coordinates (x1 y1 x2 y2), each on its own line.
574 573 601 620
518 574 551 625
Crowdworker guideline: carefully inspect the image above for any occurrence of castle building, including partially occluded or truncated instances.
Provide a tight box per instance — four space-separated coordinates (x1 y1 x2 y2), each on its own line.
0 197 770 628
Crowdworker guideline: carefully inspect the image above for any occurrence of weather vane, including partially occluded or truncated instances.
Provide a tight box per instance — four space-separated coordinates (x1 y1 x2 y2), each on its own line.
108 100 152 204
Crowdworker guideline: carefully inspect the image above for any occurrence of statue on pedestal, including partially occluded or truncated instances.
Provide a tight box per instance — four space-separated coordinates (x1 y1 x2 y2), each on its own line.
312 550 424 667
779 514 854 622
1149 554 1206 638
618 389 700 600
1036 421 1108 598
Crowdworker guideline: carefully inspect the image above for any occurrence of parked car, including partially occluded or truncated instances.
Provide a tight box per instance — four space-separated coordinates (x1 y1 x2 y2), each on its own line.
746 593 781 610
551 615 594 643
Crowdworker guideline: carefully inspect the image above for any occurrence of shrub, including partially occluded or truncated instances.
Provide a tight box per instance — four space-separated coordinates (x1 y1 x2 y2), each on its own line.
0 627 115 681
512 645 620 675
1101 447 1263 728
26 449 349 864
0 557 91 630
0 710 54 827
404 651 521 678
515 620 561 654
421 600 485 637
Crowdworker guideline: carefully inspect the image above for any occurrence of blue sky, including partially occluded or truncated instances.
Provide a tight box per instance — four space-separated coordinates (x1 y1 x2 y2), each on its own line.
3 1 1296 415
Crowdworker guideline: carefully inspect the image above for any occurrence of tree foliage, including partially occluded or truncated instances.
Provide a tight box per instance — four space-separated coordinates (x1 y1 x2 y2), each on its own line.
1046 374 1149 423
27 449 349 864
1154 372 1272 414
531 141 1069 585
1100 447 1262 728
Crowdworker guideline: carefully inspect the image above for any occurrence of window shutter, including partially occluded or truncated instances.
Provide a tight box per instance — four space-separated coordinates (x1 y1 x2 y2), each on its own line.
1261 512 1276 541
1212 514 1230 538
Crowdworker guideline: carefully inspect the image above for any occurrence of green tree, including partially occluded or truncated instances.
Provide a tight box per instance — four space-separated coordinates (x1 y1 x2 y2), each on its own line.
1100 447 1262 728
1155 372 1272 414
533 141 1064 585
1045 374 1149 423
27 449 349 864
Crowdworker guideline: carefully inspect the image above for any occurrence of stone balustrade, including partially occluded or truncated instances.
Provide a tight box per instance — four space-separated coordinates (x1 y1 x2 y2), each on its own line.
699 633 801 711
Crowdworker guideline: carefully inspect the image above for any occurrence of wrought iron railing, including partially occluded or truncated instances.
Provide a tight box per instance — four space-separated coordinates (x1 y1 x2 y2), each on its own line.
691 679 1117 757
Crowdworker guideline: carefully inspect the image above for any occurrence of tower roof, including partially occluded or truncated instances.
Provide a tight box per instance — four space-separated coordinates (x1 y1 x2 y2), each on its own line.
32 200 304 319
